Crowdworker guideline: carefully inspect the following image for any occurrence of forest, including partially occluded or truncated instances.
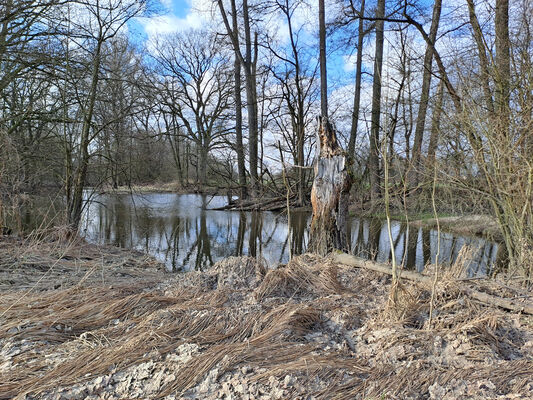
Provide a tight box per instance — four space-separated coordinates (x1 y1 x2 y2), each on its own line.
1 1 533 398
2 0 531 278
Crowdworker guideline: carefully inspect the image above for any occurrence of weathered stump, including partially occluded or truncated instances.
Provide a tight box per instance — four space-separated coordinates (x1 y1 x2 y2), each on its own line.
308 117 352 255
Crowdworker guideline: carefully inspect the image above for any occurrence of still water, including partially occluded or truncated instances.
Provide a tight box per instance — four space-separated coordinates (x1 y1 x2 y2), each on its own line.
80 193 498 275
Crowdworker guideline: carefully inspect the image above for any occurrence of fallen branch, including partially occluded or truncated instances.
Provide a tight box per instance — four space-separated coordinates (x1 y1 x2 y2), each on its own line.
333 253 533 315
211 196 303 211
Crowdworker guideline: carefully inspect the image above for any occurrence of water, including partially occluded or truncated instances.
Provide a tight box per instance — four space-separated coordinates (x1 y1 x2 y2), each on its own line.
79 193 499 275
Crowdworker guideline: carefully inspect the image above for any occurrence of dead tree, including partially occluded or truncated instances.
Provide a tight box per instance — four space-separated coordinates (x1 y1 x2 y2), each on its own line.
308 117 352 255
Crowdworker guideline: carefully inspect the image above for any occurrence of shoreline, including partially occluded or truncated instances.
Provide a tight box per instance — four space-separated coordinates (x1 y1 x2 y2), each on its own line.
93 187 502 241
409 214 502 242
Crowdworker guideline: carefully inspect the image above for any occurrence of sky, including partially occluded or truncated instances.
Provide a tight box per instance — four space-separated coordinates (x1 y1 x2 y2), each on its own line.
128 0 441 153
131 0 362 87
130 0 212 43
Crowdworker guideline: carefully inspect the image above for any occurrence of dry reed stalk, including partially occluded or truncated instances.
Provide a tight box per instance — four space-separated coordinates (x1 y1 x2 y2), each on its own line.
255 256 342 300
1 249 532 399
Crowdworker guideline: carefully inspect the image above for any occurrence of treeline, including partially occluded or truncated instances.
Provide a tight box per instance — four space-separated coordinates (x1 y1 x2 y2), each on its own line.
0 0 531 274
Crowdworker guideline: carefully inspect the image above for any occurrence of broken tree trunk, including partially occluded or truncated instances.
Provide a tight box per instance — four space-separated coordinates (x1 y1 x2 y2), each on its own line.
308 117 352 255
333 253 533 315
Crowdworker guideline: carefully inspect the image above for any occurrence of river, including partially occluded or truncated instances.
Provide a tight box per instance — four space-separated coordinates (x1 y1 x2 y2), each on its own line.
75 192 499 275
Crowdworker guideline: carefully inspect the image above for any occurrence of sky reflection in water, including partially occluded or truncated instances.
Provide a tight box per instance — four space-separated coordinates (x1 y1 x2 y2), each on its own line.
82 193 499 275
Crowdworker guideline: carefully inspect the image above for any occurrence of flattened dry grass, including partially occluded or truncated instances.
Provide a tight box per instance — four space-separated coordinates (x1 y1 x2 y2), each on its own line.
0 234 163 292
255 254 343 300
1 239 532 399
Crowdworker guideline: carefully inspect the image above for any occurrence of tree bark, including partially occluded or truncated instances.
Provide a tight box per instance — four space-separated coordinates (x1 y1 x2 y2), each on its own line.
466 0 495 114
347 0 366 158
319 0 328 119
232 4 248 200
410 0 441 187
426 80 444 170
368 0 385 205
495 0 510 134
199 143 208 189
308 117 352 255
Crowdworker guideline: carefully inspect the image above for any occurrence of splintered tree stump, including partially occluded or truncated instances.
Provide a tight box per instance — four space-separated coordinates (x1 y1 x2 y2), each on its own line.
308 117 352 255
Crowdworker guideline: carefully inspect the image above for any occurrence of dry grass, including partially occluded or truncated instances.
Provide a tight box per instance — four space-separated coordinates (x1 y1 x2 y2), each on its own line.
1 239 532 399
0 234 163 292
255 254 343 301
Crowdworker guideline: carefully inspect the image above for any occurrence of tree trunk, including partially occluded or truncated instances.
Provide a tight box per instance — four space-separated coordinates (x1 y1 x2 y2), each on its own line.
199 144 208 189
68 38 102 230
244 70 259 196
495 0 510 130
319 0 328 118
334 252 533 315
426 80 444 169
218 0 259 197
368 0 385 205
308 117 352 255
297 121 305 206
347 0 365 158
242 0 259 197
466 0 495 114
232 22 248 200
410 0 441 187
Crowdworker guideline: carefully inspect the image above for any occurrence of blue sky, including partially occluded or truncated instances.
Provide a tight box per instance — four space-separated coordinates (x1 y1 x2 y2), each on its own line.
130 0 359 87
129 0 205 44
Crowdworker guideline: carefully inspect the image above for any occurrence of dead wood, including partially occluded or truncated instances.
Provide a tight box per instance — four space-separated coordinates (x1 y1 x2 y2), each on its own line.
333 252 533 315
308 117 352 255
211 196 298 211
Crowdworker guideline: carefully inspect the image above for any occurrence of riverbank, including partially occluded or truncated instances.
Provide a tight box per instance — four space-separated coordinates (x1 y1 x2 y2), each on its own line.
96 182 225 196
361 210 502 242
1 236 532 399
348 197 501 243
410 214 502 242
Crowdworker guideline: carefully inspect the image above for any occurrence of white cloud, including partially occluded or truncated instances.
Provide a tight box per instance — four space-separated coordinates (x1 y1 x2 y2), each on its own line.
137 0 216 44
343 54 357 72
159 0 173 10
139 12 207 39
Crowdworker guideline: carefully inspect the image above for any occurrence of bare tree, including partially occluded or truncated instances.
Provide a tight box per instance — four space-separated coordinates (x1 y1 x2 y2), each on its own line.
152 30 233 190
368 0 385 205
0 0 59 96
346 0 367 158
410 0 442 187
93 36 145 189
60 0 151 229
230 0 248 200
217 0 260 196
267 0 319 206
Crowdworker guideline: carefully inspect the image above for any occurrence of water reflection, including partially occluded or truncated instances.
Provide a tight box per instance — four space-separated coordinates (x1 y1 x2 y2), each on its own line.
82 193 498 275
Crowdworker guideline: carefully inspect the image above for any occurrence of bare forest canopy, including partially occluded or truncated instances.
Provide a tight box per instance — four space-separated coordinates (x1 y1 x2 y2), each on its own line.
0 0 531 276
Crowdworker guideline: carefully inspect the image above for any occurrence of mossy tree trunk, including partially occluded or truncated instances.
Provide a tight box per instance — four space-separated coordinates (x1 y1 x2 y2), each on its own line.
308 117 352 255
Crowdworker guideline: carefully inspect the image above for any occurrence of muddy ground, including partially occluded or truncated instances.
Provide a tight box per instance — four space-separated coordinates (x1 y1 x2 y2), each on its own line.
1 235 532 399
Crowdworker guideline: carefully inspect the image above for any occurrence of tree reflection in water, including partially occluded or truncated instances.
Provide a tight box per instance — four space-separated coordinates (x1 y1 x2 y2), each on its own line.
82 193 499 275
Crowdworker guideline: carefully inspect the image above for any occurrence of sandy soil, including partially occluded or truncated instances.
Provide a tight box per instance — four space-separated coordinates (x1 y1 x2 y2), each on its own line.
1 236 532 399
